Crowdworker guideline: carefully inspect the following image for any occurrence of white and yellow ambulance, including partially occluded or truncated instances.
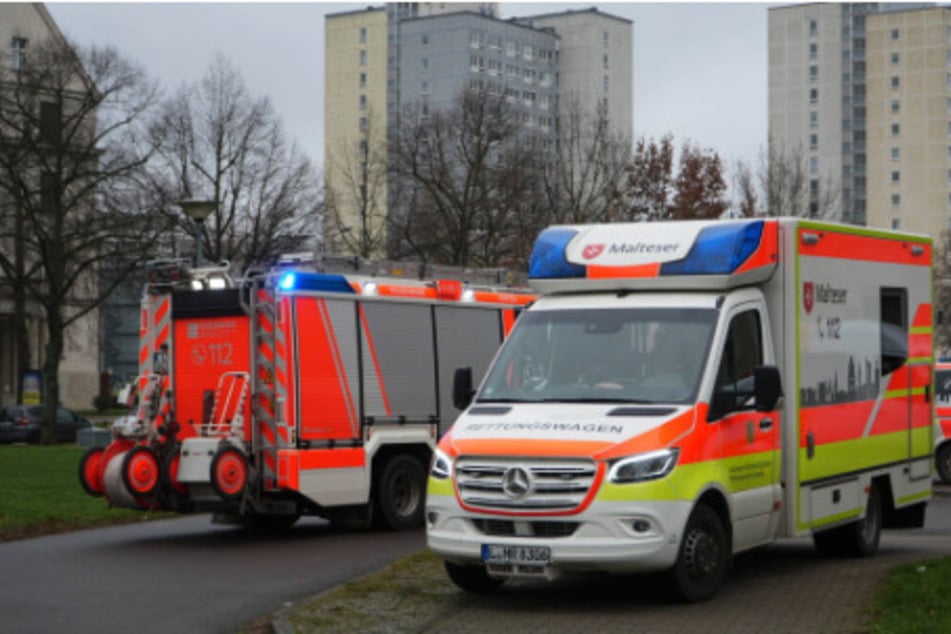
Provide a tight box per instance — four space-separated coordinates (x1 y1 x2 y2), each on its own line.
426 217 934 601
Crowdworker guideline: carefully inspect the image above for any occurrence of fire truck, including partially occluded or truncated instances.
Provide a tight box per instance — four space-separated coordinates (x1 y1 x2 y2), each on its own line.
79 257 533 530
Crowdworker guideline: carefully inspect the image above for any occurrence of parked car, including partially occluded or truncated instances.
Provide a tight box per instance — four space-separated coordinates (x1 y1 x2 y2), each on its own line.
0 405 93 444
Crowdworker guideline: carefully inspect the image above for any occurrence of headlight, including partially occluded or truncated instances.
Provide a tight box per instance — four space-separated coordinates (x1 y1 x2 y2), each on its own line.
430 447 453 479
607 448 679 484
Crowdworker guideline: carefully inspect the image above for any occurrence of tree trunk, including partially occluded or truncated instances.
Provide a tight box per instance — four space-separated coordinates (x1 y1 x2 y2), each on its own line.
40 313 64 446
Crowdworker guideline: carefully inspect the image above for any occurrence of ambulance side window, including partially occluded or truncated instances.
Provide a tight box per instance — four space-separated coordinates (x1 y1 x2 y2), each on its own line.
710 310 762 420
880 288 908 376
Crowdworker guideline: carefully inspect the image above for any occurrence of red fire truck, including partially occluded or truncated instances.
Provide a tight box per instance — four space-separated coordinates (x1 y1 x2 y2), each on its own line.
79 258 533 530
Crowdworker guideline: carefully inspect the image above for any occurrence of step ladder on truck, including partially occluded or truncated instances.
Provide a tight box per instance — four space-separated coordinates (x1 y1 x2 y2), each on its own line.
79 257 534 530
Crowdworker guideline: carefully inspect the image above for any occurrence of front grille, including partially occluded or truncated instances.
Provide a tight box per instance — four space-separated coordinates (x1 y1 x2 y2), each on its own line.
455 456 597 511
473 518 580 538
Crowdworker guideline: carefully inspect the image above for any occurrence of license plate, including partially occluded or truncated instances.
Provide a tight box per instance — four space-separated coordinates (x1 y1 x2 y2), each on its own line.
481 544 551 565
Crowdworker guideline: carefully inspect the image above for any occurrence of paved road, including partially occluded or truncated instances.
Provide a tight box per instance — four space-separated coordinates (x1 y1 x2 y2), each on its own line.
0 515 423 634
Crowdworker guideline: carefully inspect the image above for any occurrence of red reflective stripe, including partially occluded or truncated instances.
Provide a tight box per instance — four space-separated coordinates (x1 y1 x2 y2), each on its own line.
318 299 358 428
586 262 661 279
359 306 392 416
799 228 931 265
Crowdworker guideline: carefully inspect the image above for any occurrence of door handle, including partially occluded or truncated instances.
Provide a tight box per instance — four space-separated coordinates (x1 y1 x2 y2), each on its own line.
758 417 773 431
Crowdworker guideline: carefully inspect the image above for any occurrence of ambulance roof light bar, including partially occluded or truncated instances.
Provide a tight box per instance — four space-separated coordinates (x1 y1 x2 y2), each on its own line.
529 220 766 280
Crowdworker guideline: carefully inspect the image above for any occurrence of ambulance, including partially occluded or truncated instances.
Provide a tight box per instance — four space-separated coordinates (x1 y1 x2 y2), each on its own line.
79 258 533 530
934 360 951 483
426 217 934 600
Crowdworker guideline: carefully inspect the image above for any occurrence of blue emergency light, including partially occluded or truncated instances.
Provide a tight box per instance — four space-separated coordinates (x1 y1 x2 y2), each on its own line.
528 227 585 279
660 220 764 276
276 272 355 293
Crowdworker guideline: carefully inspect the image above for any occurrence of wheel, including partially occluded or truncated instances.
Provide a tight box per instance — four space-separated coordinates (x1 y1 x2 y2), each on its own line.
159 450 188 510
375 454 426 531
78 447 105 497
812 483 882 558
210 446 248 501
668 504 729 602
937 444 951 485
444 561 505 594
121 446 160 497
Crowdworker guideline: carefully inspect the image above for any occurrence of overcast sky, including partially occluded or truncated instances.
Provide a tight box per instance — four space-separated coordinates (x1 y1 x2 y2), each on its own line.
46 2 772 174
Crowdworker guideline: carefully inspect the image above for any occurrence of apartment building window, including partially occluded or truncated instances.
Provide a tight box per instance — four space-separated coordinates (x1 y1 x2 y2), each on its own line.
39 101 62 145
892 195 901 209
603 53 609 69
891 147 900 161
891 100 900 114
809 111 818 128
470 31 482 49
810 156 818 174
891 28 900 40
506 41 515 57
892 218 900 229
810 133 819 150
10 36 27 70
422 57 429 69
891 76 901 89
40 171 59 214
892 123 900 136
603 75 609 92
809 65 818 81
359 73 367 88
604 30 609 46
359 27 367 44
810 88 818 103
359 50 367 66
359 94 367 111
809 19 818 37
359 117 367 132
891 171 900 183
809 43 817 59
891 52 899 65
358 139 368 156
420 80 429 94
523 44 533 61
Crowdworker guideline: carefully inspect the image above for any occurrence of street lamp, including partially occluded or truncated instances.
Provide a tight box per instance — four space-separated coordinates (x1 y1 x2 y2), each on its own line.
179 199 216 267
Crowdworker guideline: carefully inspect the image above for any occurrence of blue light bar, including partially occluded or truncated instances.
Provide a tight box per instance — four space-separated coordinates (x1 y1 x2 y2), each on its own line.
660 221 764 276
275 272 355 293
529 227 586 279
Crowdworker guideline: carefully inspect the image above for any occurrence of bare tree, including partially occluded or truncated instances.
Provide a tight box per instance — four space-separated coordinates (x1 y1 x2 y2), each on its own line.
148 56 322 270
541 98 630 225
0 38 165 441
935 229 951 358
759 138 840 219
389 87 541 267
324 106 388 258
731 159 758 218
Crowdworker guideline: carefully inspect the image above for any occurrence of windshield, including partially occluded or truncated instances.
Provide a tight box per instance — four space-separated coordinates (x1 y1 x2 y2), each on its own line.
478 307 718 404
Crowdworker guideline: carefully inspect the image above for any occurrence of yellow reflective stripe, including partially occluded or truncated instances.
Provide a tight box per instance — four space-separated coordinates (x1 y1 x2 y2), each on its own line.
897 489 931 505
798 429 932 482
910 326 932 335
808 507 862 529
908 356 933 365
427 476 454 497
883 386 927 399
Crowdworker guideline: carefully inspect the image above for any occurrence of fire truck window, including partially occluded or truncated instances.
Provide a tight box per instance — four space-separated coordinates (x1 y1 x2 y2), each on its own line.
880 288 908 376
713 310 762 414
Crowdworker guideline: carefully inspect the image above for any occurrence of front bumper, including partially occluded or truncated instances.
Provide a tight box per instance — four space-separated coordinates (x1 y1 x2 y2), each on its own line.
425 494 690 576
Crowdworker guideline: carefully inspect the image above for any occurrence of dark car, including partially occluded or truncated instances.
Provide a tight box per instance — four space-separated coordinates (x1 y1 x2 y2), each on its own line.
0 405 93 444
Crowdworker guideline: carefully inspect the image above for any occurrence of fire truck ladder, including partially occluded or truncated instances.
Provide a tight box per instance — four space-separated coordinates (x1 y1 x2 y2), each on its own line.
246 274 292 493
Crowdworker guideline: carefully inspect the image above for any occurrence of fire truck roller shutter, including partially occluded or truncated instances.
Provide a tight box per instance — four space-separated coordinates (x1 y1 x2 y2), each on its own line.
434 305 506 435
358 302 438 423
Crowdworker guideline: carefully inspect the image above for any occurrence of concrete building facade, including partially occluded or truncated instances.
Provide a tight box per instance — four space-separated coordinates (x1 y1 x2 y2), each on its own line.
865 6 951 238
324 3 633 259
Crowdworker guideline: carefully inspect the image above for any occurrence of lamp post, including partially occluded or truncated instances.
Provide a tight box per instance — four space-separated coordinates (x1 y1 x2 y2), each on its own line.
179 199 216 267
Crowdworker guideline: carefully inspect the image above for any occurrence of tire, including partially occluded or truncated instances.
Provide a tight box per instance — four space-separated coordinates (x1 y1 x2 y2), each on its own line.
121 446 160 497
668 504 729 602
78 447 106 497
444 561 505 594
937 444 951 485
375 454 426 531
210 447 248 502
812 483 882 558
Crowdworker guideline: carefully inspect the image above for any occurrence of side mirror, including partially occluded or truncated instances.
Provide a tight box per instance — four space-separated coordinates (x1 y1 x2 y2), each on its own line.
754 365 782 412
453 367 475 410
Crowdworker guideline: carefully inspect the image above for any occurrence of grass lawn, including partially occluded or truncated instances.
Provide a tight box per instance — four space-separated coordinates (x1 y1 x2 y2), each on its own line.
0 444 169 541
870 557 951 633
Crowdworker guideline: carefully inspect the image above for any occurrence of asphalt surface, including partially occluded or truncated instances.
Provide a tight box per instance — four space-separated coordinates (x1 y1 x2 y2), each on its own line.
280 485 951 634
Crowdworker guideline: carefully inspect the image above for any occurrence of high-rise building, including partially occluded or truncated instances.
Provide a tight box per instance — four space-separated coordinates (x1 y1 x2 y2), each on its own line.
865 6 951 237
324 3 633 258
768 3 933 227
